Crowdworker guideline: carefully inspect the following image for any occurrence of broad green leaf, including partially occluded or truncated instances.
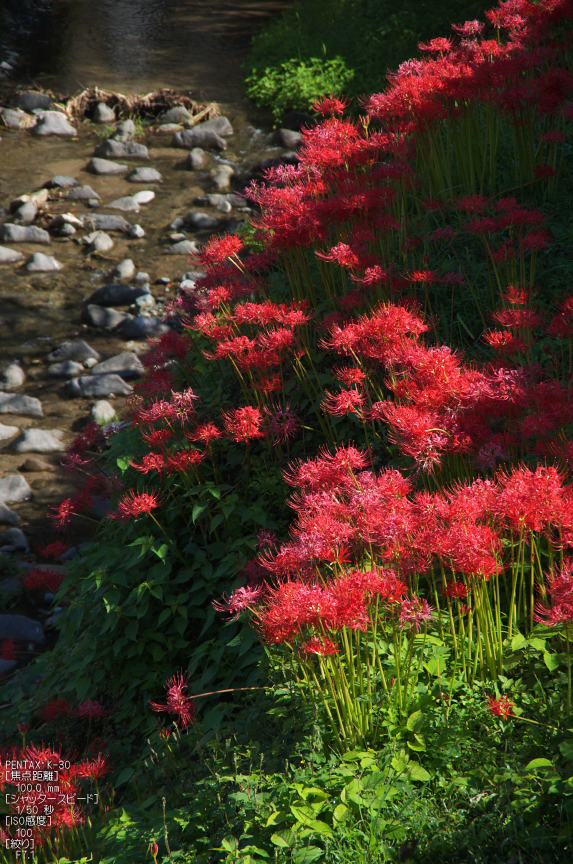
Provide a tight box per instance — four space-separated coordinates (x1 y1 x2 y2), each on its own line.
525 758 554 771
290 806 333 835
266 811 287 827
114 768 135 786
544 652 560 671
407 762 431 782
511 633 527 651
333 804 349 823
270 830 294 848
407 709 424 733
192 503 207 523
292 847 324 864
559 739 573 761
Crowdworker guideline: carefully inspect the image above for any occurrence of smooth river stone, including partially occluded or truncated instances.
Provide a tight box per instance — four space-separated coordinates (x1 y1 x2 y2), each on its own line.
11 429 65 453
0 615 45 644
87 157 129 175
0 393 43 418
32 111 77 137
90 352 144 379
0 474 33 503
0 224 50 245
0 246 25 264
126 167 163 183
48 339 101 364
0 423 19 440
67 375 133 398
25 253 63 272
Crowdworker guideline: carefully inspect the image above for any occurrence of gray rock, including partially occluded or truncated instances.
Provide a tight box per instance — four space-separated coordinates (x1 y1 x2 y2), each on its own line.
0 475 33 503
66 185 101 201
0 574 22 600
91 400 116 425
48 361 84 378
93 102 116 123
59 223 77 237
0 503 19 525
1 527 28 550
184 147 207 170
127 224 145 238
170 217 185 231
0 394 43 418
91 352 144 379
167 239 200 255
82 304 132 330
0 224 50 245
0 658 18 675
277 128 303 149
19 457 57 472
169 232 187 242
83 357 98 369
12 201 37 225
158 106 192 124
11 429 65 454
44 176 78 189
25 253 63 272
132 190 155 204
88 282 148 306
0 423 19 440
85 230 114 253
185 211 220 231
0 615 45 644
12 91 52 112
68 374 133 398
106 196 140 212
156 123 183 133
113 119 136 141
84 214 131 233
195 192 245 209
126 167 162 183
0 362 25 390
172 128 226 150
211 164 235 191
94 140 149 159
134 293 156 311
198 116 234 137
32 111 77 137
49 213 84 231
0 246 24 264
111 258 135 281
116 316 168 340
48 339 101 364
87 157 129 175
136 271 150 282
1 107 32 129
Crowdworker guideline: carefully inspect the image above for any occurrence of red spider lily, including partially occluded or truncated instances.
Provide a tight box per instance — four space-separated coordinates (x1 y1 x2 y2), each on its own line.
399 596 435 631
20 567 66 593
71 754 111 781
149 670 198 730
39 541 70 560
321 388 367 417
300 636 340 655
50 497 76 529
535 560 573 626
111 490 163 520
139 428 176 449
264 405 300 443
75 700 108 720
443 582 468 600
166 449 205 472
1 640 18 661
212 585 266 621
129 453 165 474
312 94 352 116
222 406 265 442
40 699 76 721
488 695 514 720
196 233 244 267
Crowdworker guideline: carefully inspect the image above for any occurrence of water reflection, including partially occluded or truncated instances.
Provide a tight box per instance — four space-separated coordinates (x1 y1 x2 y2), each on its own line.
98 0 168 79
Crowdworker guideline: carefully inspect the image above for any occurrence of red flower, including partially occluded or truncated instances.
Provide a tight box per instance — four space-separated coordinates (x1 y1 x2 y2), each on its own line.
322 388 366 417
166 449 205 472
20 567 65 593
222 406 265 442
112 490 163 520
129 453 165 474
149 670 198 730
39 541 70 560
212 585 266 621
300 636 340 655
1 640 18 661
75 700 108 720
488 695 514 720
312 94 352 116
399 596 435 631
40 699 75 721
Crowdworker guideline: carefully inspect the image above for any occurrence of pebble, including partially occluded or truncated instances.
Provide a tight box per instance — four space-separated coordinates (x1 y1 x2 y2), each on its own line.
82 305 131 330
0 503 19 525
167 239 200 255
0 615 45 645
1 107 33 129
48 213 84 231
277 128 303 149
0 362 25 390
0 224 50 244
111 259 136 281
113 119 136 141
0 658 18 675
66 185 101 201
44 176 78 189
32 111 77 137
48 339 101 364
20 457 57 473
211 164 235 190
134 294 155 311
90 352 144 379
184 147 207 170
185 211 220 231
116 316 169 340
67 374 133 398
94 140 149 159
132 190 155 204
88 282 148 306
0 394 43 418
0 475 33 503
0 423 19 440
12 201 37 225
25 253 63 272
200 116 234 137
136 271 150 282
156 123 183 133
93 102 116 123
127 224 145 238
195 192 244 208
0 246 24 263
84 214 132 233
126 167 163 183
48 360 84 378
11 429 65 454
106 196 140 212
158 106 192 124
59 223 77 237
91 400 116 425
1 527 28 551
85 231 114 253
12 91 52 111
173 128 226 150
87 157 129 175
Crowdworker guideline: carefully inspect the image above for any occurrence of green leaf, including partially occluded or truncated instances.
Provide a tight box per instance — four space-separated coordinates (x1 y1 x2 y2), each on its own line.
270 830 294 848
525 758 554 771
125 620 138 641
333 804 349 823
290 805 333 835
559 739 573 761
544 652 560 671
266 811 287 827
115 767 135 786
407 762 431 782
192 503 208 523
511 633 527 651
221 836 239 853
292 847 324 864
406 710 424 733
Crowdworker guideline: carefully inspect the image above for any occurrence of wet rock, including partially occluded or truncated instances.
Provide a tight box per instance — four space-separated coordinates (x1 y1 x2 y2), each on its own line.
48 339 101 364
167 239 200 255
157 123 183 133
184 147 207 170
0 362 25 390
11 429 65 454
0 423 19 440
90 352 144 379
113 119 136 141
84 214 131 233
49 213 84 232
12 201 37 225
195 192 245 209
87 157 129 175
84 230 114 253
66 185 101 201
91 400 116 425
32 112 77 137
44 176 78 189
185 211 220 231
83 358 98 369
12 91 52 111
1 527 28 551
25 253 63 272
0 503 19 525
20 457 57 472
0 394 43 418
277 128 303 149
0 246 24 263
199 116 234 137
106 196 140 213
134 293 156 311
132 190 155 204
1 107 33 129
116 316 169 340
173 128 226 150
93 102 116 123
48 361 84 378
88 282 148 306
0 224 50 244
126 167 163 183
127 224 145 238
170 217 185 231
94 140 149 159
0 658 18 675
59 223 77 237
68 374 133 398
0 475 33 503
158 106 192 124
0 615 45 645
111 259 135 281
211 164 235 191
136 271 150 283
82 304 132 330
